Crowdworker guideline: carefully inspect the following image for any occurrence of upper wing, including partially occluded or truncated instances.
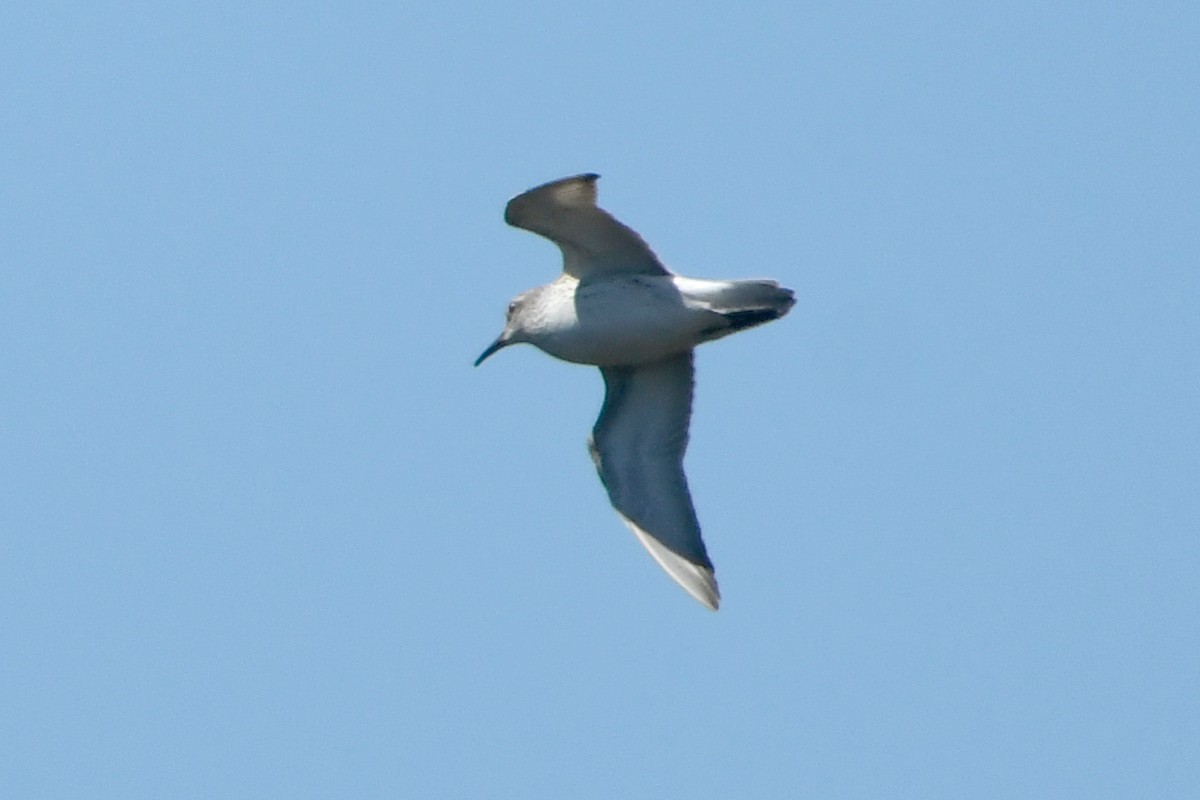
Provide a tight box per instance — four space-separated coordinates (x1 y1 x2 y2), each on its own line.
587 352 720 610
504 174 669 279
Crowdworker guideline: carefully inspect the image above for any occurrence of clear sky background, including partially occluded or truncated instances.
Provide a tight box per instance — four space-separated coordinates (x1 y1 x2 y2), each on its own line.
3 3 1197 798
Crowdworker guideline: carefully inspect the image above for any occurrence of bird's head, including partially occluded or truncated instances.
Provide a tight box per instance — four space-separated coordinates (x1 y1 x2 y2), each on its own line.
474 292 533 366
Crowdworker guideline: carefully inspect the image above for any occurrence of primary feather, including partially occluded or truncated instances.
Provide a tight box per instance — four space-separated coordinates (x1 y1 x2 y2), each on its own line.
505 174 669 279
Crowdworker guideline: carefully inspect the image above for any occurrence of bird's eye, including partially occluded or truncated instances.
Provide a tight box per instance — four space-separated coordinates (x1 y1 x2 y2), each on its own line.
507 301 517 316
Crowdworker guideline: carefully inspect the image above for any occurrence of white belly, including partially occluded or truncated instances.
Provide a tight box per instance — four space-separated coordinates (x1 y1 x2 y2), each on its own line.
529 275 722 367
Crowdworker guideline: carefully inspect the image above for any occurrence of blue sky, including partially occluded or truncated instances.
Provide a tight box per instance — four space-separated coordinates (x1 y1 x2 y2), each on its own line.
3 2 1197 798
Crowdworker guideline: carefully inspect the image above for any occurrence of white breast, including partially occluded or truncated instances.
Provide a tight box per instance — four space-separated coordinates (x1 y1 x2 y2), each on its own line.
528 275 723 367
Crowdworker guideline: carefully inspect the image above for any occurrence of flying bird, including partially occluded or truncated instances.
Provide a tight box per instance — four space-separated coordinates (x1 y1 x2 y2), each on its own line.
476 174 795 609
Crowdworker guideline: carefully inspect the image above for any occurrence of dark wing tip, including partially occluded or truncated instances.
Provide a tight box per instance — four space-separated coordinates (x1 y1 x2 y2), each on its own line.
504 173 603 227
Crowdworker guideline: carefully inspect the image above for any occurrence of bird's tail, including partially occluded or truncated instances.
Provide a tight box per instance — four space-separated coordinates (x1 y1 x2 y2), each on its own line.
721 280 796 331
682 278 796 334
